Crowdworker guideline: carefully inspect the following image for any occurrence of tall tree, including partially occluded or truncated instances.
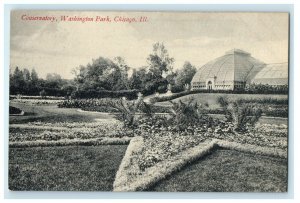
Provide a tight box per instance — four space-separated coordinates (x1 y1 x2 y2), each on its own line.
23 68 31 81
144 42 174 94
10 67 25 95
74 56 129 91
129 67 148 90
175 61 197 88
147 42 174 78
31 69 39 83
113 56 131 89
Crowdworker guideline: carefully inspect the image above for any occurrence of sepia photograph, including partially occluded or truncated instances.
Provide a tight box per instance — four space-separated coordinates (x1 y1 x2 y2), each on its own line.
9 10 289 192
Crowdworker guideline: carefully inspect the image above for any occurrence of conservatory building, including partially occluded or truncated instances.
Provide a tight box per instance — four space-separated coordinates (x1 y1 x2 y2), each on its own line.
191 49 288 91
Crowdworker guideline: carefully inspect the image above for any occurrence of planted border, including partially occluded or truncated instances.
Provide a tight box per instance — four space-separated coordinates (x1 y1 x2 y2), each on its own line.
9 137 132 148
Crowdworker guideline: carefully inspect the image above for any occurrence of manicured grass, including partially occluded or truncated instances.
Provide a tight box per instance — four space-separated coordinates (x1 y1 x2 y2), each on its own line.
208 114 288 125
9 102 114 124
157 93 288 109
148 148 287 192
9 145 128 191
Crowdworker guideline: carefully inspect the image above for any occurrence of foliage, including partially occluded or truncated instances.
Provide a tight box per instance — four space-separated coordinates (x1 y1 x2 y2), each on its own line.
169 97 207 131
9 120 132 142
10 67 72 96
72 89 139 100
106 97 154 128
147 42 174 77
73 56 130 92
245 83 288 94
217 96 263 132
39 89 47 98
173 61 197 91
9 106 22 115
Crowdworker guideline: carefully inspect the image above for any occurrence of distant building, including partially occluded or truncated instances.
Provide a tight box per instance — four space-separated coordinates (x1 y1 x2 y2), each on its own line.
191 49 288 91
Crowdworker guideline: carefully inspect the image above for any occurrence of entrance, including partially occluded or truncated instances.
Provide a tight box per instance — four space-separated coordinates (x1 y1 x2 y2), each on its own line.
207 81 213 90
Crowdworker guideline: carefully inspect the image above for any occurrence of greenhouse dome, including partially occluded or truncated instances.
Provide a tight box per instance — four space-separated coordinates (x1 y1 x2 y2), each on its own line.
191 49 266 90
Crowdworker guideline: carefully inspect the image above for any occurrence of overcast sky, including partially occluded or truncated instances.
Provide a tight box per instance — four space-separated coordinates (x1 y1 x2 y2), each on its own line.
10 11 289 79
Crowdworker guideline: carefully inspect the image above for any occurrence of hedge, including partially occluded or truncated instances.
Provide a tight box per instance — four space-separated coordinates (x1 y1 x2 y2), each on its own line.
73 89 140 100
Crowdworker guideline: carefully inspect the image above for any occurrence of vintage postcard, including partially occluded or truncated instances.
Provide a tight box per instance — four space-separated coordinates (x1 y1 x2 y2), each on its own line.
9 10 289 192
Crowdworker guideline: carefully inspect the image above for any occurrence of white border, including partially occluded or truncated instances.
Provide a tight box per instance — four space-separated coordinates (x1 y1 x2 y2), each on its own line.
1 1 299 202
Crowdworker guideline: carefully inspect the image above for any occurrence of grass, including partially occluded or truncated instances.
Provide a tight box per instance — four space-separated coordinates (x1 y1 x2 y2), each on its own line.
9 102 114 124
9 145 128 191
148 148 287 192
113 138 287 192
156 93 288 109
205 114 287 125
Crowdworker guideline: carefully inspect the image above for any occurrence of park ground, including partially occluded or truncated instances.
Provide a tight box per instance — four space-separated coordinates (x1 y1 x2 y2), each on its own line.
8 93 288 191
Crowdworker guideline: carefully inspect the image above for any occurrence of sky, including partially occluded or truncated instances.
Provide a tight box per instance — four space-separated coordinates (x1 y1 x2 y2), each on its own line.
10 11 289 79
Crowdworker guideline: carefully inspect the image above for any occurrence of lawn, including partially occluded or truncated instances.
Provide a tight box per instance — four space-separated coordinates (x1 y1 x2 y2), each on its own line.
9 145 128 191
9 101 114 124
157 93 288 109
148 148 287 192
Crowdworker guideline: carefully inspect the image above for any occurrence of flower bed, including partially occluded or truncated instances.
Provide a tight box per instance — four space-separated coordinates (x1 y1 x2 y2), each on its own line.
12 99 64 105
9 120 134 142
134 132 206 171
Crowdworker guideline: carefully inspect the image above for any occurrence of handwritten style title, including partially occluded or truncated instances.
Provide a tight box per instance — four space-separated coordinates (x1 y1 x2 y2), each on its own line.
21 14 149 23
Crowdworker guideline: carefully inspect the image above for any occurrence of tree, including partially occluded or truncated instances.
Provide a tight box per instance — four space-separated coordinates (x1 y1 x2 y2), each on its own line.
147 42 174 77
31 68 39 82
142 42 174 94
175 61 197 89
113 56 131 90
175 61 197 86
23 68 31 81
74 57 130 91
10 67 25 95
129 67 147 90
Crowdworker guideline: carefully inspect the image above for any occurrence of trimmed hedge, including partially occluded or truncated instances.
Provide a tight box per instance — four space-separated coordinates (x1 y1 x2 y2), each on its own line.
73 89 139 100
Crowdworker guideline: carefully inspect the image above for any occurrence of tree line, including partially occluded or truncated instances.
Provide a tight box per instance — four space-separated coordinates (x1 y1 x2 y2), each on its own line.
10 42 197 97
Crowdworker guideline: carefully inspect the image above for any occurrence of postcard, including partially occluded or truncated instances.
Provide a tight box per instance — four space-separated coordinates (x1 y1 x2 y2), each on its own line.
9 10 289 192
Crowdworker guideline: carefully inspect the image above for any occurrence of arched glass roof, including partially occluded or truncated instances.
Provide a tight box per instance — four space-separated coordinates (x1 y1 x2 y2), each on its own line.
251 63 288 85
191 49 265 84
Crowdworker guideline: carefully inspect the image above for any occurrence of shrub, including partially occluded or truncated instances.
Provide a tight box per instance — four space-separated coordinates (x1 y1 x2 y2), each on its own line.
105 97 154 128
230 102 262 133
73 89 139 100
217 96 233 122
39 90 47 98
217 96 263 133
168 97 211 131
9 106 22 114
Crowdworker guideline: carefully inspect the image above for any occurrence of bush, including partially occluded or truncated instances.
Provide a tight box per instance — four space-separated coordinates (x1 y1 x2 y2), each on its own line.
73 89 139 100
168 97 211 131
39 90 47 98
105 97 157 129
245 84 288 94
217 97 263 133
9 106 22 114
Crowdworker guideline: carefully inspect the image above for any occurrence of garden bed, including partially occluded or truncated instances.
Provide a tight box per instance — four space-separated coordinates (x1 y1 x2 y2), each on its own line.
9 120 134 143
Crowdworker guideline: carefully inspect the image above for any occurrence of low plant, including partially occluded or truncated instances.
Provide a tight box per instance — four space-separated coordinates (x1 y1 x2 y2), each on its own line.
169 97 210 131
217 96 263 133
